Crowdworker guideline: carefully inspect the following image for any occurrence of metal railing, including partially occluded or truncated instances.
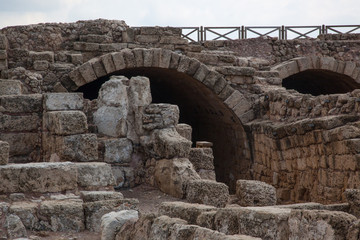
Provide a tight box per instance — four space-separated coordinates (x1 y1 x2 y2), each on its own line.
180 25 360 42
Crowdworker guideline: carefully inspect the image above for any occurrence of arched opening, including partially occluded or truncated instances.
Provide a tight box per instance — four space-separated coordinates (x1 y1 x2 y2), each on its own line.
282 69 360 96
77 67 252 192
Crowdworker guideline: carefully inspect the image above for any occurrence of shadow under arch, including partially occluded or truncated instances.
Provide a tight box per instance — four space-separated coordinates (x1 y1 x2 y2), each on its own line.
272 56 360 96
283 69 360 96
69 49 252 192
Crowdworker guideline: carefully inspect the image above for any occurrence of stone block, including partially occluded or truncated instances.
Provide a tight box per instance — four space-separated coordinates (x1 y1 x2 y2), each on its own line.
289 209 357 239
111 52 126 70
236 207 291 239
38 200 85 232
75 162 115 190
133 48 144 67
103 138 133 164
344 61 357 76
84 198 139 232
73 42 100 51
0 59 7 70
143 104 179 131
0 79 23 95
5 214 27 239
0 162 77 193
159 49 172 68
68 68 86 87
43 93 83 111
143 128 192 159
176 123 192 141
80 191 124 202
0 133 39 159
89 57 107 78
129 76 152 107
122 49 136 68
236 180 277 206
0 141 9 165
93 106 127 137
55 134 98 162
224 90 243 109
78 61 97 83
44 110 88 135
216 66 256 76
29 51 54 62
33 60 49 70
71 53 83 65
135 35 160 43
186 179 229 208
98 77 129 108
111 166 135 189
320 56 338 72
101 210 139 240
9 202 38 230
0 94 42 113
159 202 216 224
101 54 116 74
9 193 26 202
188 148 214 170
0 114 39 132
148 215 188 239
198 169 216 180
345 189 360 218
154 158 200 198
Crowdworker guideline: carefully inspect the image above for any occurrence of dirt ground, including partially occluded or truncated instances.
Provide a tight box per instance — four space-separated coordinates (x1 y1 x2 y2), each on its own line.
26 184 186 240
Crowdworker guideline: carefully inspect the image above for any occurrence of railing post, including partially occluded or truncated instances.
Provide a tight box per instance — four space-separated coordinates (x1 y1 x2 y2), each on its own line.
200 26 204 42
281 25 285 40
241 26 245 39
322 24 326 34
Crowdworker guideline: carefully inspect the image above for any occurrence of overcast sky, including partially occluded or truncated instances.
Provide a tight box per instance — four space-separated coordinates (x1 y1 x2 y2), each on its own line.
0 0 359 29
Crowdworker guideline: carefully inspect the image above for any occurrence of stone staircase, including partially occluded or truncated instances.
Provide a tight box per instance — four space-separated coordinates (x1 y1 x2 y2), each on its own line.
0 80 138 239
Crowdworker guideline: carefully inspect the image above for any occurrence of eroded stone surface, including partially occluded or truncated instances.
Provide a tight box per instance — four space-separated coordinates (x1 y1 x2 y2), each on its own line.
236 180 277 206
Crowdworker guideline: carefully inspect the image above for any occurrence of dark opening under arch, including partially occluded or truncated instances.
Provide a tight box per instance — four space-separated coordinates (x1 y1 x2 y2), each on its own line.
77 67 252 192
282 69 360 96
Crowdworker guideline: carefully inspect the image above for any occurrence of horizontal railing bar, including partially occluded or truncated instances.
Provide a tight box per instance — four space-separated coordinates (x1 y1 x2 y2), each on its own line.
175 25 360 41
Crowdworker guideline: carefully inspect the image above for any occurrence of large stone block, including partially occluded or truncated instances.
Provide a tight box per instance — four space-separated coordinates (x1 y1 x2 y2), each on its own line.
9 202 38 230
111 166 135 189
142 128 191 159
93 106 127 137
159 202 216 224
38 200 85 232
188 148 214 171
143 104 180 131
80 191 124 202
175 123 192 141
53 134 98 162
236 180 277 206
84 198 139 232
236 207 291 239
44 111 88 135
103 138 133 164
43 93 83 111
98 77 129 108
0 79 23 95
0 162 77 193
101 210 139 240
186 179 229 208
0 114 40 132
75 162 116 189
29 51 54 62
289 209 357 239
129 76 152 108
154 158 200 198
0 141 9 165
0 94 42 113
0 133 40 160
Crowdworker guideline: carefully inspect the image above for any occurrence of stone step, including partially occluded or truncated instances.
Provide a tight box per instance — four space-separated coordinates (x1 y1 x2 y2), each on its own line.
254 76 282 85
215 66 256 76
0 79 23 95
1 190 138 234
79 34 113 43
0 162 115 194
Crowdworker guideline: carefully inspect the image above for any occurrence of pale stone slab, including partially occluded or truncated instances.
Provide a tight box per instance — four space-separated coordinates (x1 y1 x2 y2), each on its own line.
44 110 88 135
43 93 83 111
0 79 23 95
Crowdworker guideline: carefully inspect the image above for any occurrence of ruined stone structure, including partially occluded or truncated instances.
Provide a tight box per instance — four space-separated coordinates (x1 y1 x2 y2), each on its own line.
1 19 360 239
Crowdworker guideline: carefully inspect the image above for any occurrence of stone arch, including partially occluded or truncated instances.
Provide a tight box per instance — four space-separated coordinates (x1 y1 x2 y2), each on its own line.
67 48 253 191
272 56 360 95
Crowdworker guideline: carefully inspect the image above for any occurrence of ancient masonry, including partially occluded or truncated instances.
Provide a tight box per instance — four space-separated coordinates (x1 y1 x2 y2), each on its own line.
1 19 360 239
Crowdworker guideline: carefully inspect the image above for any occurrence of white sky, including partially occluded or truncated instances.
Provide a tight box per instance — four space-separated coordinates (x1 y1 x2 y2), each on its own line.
0 0 359 29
